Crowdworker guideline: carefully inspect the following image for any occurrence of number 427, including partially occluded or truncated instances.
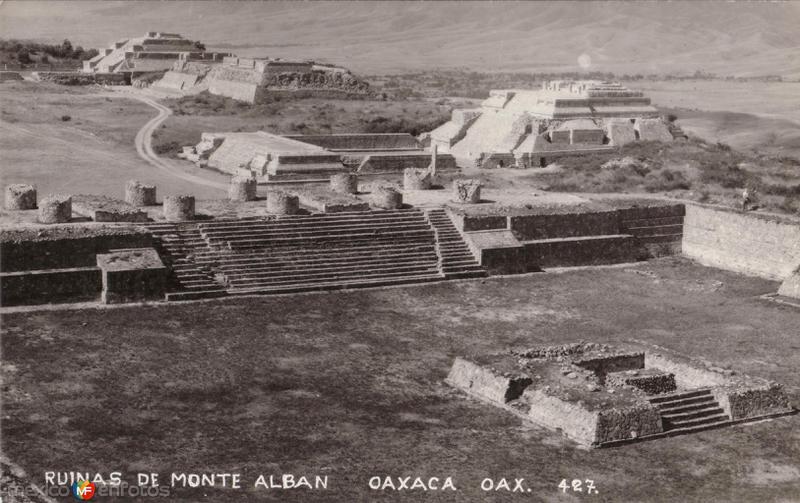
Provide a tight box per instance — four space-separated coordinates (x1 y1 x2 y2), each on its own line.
559 479 598 494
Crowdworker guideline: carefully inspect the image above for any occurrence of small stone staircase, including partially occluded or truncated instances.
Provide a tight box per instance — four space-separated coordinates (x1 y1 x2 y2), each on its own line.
425 209 487 280
649 389 730 433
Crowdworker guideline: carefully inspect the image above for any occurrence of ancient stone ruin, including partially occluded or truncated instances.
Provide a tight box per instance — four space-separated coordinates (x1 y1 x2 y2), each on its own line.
5 184 37 210
452 179 482 204
371 186 403 210
38 194 72 224
448 342 793 447
163 195 195 221
82 32 227 75
429 80 675 168
155 56 371 102
228 176 258 202
179 131 456 183
125 180 157 207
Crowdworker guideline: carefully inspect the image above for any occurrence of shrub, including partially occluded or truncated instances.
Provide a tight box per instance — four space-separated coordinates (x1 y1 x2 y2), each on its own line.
60 115 71 122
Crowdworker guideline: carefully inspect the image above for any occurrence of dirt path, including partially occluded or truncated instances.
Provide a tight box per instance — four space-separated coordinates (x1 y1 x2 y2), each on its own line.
114 90 229 190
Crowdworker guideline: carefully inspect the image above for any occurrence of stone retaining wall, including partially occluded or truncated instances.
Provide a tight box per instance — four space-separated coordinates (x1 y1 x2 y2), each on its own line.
0 228 152 272
0 267 102 306
682 204 800 281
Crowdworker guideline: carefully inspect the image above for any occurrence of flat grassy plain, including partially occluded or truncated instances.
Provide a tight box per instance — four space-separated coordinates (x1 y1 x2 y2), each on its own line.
0 82 227 200
2 258 798 502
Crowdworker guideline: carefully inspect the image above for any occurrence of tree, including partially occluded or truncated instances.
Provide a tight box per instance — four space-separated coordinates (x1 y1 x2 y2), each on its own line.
61 39 73 58
16 49 31 64
194 41 206 51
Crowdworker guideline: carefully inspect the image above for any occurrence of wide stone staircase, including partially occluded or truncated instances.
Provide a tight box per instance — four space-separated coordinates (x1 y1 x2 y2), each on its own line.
425 209 487 280
649 389 730 434
145 209 487 300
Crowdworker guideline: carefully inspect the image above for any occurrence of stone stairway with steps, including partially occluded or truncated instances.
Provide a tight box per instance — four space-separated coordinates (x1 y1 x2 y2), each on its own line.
425 209 487 280
142 222 228 301
143 209 488 300
650 389 730 434
198 209 443 294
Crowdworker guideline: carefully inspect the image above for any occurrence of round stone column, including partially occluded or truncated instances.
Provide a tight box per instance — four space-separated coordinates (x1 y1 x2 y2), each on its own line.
38 194 71 223
125 180 157 207
266 190 300 215
163 195 195 221
228 176 258 202
403 168 432 190
330 173 358 194
372 186 403 209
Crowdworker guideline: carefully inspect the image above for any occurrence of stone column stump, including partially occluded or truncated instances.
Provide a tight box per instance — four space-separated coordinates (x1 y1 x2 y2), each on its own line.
125 180 157 207
163 195 195 221
330 173 358 194
228 176 258 202
372 186 403 209
452 179 482 204
266 190 300 215
5 184 37 210
403 168 432 190
38 194 72 223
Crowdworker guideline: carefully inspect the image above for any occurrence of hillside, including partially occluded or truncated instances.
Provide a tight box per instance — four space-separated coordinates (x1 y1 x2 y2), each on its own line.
2 1 799 77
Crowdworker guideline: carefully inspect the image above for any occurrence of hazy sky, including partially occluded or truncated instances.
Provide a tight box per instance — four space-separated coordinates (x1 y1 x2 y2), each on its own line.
2 1 798 76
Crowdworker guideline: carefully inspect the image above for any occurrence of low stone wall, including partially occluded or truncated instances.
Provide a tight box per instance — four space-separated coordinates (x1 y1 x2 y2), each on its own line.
0 267 102 306
446 357 532 404
0 226 152 273
607 371 676 395
293 189 369 213
285 133 419 151
449 213 507 232
357 153 456 173
34 72 129 86
574 352 645 376
523 234 639 268
72 195 148 222
595 404 663 443
617 203 685 257
524 389 599 446
645 353 728 389
463 230 526 275
682 204 800 281
510 210 620 240
714 383 792 421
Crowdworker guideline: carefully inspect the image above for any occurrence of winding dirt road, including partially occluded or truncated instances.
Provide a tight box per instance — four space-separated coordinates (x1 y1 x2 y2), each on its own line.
117 89 229 190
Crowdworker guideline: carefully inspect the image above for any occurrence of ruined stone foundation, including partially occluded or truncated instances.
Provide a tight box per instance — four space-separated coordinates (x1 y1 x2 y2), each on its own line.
452 179 482 203
371 186 403 209
403 168 432 190
228 176 258 202
38 194 72 223
125 180 157 207
266 191 300 215
5 184 37 210
163 195 195 221
329 173 358 194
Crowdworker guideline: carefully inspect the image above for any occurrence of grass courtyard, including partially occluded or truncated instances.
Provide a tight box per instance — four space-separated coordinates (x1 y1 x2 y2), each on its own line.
2 257 798 502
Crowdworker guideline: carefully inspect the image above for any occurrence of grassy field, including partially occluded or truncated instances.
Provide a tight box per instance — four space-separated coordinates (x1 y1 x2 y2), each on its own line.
152 92 453 158
0 82 227 200
2 258 799 502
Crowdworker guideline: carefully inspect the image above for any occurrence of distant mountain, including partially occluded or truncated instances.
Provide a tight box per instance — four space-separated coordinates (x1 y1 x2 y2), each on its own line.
2 1 799 77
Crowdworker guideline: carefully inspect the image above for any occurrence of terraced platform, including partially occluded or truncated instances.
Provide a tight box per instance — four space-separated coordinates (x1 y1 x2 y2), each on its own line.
144 209 486 301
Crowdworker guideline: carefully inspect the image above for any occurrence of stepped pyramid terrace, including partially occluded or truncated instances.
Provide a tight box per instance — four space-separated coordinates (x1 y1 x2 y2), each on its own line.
82 32 228 75
447 342 793 448
428 80 675 168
